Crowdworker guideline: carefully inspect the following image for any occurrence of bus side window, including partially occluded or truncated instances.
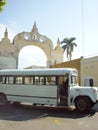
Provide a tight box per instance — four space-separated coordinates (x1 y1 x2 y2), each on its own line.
56 76 58 85
0 76 2 83
13 76 16 84
43 77 46 85
8 77 14 84
15 77 23 84
46 77 49 85
47 76 56 85
25 77 30 84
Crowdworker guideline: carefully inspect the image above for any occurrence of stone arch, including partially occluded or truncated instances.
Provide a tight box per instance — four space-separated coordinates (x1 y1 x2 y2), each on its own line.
0 22 64 69
14 41 51 63
13 22 54 67
18 45 47 68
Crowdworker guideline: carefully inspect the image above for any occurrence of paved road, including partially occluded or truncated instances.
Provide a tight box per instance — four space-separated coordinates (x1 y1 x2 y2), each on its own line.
0 103 98 130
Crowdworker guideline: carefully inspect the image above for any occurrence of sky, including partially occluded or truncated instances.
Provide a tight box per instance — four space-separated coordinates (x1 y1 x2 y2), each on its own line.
0 0 98 68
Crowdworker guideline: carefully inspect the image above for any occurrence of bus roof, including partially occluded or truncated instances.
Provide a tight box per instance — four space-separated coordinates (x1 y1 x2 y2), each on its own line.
0 68 77 76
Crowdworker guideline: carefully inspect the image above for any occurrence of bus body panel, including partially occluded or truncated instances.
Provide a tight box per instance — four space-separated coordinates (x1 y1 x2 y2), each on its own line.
70 86 98 105
0 84 57 105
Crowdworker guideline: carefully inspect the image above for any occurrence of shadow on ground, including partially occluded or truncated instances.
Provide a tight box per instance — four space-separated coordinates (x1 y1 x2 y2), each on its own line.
0 103 97 122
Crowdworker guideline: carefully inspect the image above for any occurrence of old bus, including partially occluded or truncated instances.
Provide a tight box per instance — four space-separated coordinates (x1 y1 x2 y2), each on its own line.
0 68 98 112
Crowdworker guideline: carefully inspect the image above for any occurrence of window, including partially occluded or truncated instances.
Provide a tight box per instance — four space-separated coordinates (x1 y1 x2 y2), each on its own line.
71 76 78 85
0 76 2 83
0 75 63 86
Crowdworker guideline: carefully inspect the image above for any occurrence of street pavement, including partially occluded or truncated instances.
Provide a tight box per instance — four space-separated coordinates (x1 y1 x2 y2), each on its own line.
0 103 98 130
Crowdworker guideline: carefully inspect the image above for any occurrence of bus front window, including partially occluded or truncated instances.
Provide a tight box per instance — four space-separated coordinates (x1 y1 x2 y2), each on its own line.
71 75 78 86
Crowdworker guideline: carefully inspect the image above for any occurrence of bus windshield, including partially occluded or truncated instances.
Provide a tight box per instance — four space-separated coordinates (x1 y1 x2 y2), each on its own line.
71 75 78 86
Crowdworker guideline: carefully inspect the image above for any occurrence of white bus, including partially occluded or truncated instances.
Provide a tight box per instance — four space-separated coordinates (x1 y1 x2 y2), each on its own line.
0 68 98 112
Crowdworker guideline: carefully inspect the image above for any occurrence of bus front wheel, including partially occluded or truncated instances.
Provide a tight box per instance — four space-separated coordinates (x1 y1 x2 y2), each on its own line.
75 97 92 113
0 94 7 106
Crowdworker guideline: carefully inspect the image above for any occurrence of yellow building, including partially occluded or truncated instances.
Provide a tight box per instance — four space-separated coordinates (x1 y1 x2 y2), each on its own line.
81 56 98 86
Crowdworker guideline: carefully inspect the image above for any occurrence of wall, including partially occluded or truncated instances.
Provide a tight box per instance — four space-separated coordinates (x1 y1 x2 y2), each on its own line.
0 56 16 69
81 56 98 86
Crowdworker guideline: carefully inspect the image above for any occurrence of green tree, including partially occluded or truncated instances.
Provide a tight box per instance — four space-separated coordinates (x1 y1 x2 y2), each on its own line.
61 37 77 61
0 0 6 12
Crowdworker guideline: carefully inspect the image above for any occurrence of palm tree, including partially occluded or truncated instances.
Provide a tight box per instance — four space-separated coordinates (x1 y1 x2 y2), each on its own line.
61 37 77 61
0 0 6 12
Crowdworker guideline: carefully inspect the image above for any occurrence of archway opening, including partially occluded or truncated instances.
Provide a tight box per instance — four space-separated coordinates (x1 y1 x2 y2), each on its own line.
18 45 47 69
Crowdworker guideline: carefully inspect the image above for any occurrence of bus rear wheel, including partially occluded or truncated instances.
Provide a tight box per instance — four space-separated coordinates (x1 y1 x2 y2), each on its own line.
75 97 92 113
0 94 7 106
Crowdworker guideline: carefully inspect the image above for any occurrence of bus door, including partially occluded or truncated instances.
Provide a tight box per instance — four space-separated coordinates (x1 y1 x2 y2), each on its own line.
58 74 69 106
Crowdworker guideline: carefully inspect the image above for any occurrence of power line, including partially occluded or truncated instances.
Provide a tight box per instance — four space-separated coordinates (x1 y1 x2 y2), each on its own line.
81 0 85 57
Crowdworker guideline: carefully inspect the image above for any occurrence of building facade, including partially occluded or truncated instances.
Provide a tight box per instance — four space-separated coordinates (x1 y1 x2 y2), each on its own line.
51 56 98 86
81 56 98 86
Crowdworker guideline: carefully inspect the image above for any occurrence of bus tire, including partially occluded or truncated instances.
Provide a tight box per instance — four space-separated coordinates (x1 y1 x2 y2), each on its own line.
0 94 7 106
75 96 92 113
